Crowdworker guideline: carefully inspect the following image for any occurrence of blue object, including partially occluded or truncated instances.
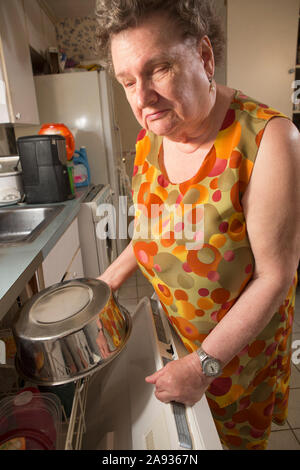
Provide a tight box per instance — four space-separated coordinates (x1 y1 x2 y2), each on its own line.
73 147 91 187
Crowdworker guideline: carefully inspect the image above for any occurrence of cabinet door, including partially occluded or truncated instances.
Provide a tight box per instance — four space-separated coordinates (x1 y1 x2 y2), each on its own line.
0 0 39 124
63 248 84 281
227 0 299 117
42 218 81 288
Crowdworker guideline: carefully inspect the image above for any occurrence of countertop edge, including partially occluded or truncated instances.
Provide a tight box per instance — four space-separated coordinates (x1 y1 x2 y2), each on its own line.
0 188 89 320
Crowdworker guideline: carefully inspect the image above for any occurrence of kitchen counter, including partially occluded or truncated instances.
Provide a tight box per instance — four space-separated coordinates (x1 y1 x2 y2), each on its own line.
0 187 89 320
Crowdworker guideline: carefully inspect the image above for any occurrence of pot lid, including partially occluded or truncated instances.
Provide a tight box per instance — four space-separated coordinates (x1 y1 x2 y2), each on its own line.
13 279 111 341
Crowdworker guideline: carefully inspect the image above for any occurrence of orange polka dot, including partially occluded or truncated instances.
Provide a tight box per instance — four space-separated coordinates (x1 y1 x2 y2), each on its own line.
171 316 199 341
222 356 240 377
195 309 205 317
211 288 230 304
142 161 149 174
229 150 242 169
248 340 266 358
197 297 214 310
239 158 253 185
146 165 156 183
174 289 188 301
210 178 219 189
135 135 151 165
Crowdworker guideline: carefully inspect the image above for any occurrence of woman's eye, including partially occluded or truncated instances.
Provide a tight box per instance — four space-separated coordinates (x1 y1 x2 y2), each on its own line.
154 65 169 75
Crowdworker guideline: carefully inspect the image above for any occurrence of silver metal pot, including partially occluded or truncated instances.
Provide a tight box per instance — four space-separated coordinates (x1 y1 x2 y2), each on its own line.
0 156 24 205
12 278 132 385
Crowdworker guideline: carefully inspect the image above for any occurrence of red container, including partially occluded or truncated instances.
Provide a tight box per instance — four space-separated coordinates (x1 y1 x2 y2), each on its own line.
0 389 61 450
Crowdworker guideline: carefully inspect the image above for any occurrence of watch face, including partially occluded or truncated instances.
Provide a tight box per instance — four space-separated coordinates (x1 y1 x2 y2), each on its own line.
203 358 221 377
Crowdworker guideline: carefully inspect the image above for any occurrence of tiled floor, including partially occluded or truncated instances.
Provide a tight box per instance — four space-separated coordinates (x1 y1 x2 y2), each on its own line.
117 273 300 450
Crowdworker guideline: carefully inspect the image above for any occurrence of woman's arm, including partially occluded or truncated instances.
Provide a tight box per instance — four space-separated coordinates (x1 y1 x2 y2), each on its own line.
201 117 300 365
97 240 138 290
146 117 300 405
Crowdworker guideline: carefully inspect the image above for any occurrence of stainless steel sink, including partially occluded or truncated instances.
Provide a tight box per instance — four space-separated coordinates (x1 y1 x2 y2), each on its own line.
0 205 65 244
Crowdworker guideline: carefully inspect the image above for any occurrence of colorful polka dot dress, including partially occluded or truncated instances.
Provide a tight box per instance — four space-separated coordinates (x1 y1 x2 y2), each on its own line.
131 90 298 450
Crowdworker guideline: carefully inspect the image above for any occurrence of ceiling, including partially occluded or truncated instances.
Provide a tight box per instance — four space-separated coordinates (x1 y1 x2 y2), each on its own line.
45 0 96 19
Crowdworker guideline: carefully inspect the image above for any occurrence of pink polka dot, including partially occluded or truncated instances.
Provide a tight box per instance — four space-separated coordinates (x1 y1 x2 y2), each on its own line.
263 403 274 417
212 190 222 202
154 264 162 272
245 264 253 274
157 284 165 292
239 396 251 410
219 222 228 233
221 302 231 310
250 428 265 439
136 129 146 141
209 377 232 396
210 310 219 322
266 342 277 356
208 158 227 177
198 288 209 296
183 262 192 273
138 250 148 264
157 174 169 188
194 230 204 242
207 271 220 282
175 222 184 232
224 421 236 430
133 165 138 176
175 194 183 206
184 326 194 334
224 250 235 262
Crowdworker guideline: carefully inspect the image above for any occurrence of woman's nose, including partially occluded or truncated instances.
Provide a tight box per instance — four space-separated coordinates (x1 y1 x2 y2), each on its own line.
136 80 158 109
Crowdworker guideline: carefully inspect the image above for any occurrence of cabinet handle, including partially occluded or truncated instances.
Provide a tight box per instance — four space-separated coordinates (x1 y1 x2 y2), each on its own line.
15 112 21 120
288 68 295 74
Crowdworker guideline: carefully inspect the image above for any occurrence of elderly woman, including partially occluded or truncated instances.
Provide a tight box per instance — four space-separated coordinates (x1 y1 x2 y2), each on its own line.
95 0 300 450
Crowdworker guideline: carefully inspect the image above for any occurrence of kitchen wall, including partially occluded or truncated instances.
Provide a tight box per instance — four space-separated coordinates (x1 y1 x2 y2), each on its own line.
55 15 142 157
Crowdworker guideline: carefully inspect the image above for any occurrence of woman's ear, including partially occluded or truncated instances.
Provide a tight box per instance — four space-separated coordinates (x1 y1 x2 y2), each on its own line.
198 35 215 78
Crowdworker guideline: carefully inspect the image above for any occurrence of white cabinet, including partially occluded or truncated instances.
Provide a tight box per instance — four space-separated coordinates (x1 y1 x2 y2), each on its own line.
63 247 84 281
226 0 300 117
41 218 84 288
0 0 39 124
23 0 57 55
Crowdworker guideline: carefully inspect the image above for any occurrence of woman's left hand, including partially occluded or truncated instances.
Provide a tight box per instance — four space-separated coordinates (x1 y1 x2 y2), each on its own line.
145 352 214 406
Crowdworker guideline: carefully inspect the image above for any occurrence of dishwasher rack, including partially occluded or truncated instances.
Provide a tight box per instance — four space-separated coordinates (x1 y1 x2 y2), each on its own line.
0 365 90 450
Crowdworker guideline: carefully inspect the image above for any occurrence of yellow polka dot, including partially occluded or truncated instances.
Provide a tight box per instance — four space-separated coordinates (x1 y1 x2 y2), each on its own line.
243 102 257 112
209 234 227 248
176 300 196 320
155 186 168 201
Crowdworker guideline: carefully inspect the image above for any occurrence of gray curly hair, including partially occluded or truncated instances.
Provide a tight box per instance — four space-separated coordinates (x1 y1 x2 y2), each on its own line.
95 0 225 71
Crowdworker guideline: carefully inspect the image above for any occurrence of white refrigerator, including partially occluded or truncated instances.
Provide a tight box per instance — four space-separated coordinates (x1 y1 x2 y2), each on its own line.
33 70 129 256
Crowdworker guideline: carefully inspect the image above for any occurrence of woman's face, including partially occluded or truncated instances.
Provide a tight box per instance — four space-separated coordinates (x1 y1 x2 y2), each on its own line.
111 13 214 141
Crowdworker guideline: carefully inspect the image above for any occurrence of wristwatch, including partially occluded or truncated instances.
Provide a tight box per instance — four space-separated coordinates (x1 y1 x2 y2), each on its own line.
196 347 222 377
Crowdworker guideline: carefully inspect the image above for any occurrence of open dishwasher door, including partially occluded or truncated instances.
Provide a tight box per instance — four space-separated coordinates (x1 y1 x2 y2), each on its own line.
82 297 222 451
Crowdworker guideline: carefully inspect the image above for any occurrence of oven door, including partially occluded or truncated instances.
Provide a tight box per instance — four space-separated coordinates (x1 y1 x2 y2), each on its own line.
82 297 222 450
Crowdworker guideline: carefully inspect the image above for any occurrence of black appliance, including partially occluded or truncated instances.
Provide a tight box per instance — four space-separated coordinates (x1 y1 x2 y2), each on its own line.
17 135 73 204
